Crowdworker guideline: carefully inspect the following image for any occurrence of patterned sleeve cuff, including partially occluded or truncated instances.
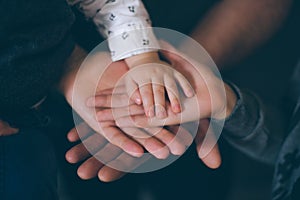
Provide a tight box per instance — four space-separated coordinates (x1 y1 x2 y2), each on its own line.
107 25 160 61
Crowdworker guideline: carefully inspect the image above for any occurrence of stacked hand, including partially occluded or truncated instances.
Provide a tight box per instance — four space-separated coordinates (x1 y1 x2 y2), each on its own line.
63 43 237 181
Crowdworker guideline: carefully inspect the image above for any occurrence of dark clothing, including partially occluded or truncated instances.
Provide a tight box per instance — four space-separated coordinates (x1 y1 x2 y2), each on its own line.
0 1 76 199
223 62 300 200
0 129 59 200
0 0 75 126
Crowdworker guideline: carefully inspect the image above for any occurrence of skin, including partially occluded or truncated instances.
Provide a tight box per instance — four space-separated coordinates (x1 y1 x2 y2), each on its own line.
0 120 18 136
60 46 192 159
125 52 194 118
89 42 237 132
1 0 292 182
65 44 229 181
188 0 293 68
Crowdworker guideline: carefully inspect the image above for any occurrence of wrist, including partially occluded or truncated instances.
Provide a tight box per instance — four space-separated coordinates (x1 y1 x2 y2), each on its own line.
125 52 160 68
59 45 87 102
224 83 237 119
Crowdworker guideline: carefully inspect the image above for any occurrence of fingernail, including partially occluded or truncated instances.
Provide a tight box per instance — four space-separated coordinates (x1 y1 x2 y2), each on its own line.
187 89 194 97
135 98 142 105
173 104 181 113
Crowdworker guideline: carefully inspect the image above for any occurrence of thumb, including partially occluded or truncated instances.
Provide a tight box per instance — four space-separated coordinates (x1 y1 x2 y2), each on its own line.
195 119 222 169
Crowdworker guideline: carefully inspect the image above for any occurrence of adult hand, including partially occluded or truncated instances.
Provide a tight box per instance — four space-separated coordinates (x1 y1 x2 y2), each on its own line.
61 46 192 158
65 121 193 181
88 92 222 169
0 119 18 136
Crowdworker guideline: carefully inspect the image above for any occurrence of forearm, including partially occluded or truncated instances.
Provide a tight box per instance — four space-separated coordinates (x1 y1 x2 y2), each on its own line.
190 0 292 67
59 45 87 102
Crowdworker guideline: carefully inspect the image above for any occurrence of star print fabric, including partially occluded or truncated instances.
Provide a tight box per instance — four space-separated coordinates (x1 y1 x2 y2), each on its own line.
67 0 160 61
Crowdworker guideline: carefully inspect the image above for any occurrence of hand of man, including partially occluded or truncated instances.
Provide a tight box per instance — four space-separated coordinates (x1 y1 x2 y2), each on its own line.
0 119 18 136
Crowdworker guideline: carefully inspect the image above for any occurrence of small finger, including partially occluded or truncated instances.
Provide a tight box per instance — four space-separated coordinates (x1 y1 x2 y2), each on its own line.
139 83 155 117
164 75 181 113
126 77 142 105
174 71 194 97
152 78 167 118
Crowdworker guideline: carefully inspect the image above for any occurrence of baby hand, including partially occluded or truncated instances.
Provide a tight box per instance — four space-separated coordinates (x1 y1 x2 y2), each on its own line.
125 52 194 118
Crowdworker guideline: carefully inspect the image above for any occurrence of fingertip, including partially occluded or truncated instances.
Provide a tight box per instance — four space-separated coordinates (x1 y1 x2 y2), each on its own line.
98 167 125 182
144 138 170 159
77 167 90 180
65 151 77 164
200 155 222 169
123 141 144 157
67 130 78 142
153 147 170 159
169 143 186 156
172 104 181 113
186 89 195 98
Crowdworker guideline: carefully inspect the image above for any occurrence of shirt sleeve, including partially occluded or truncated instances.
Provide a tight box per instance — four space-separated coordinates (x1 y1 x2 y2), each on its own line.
219 82 287 166
67 0 160 61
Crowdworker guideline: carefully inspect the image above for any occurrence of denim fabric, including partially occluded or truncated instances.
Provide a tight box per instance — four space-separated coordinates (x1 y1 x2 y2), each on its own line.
0 129 58 200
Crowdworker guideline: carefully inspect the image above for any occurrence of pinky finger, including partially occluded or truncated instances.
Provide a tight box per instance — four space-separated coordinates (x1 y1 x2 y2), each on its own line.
174 71 194 97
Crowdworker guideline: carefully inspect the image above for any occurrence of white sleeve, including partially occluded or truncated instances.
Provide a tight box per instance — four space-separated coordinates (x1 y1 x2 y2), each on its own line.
67 0 160 61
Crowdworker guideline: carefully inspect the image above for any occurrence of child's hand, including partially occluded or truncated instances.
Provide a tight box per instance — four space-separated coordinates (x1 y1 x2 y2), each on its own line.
125 52 194 118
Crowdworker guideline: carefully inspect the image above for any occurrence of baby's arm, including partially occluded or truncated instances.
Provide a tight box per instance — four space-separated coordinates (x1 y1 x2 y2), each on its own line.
67 0 193 117
67 0 159 60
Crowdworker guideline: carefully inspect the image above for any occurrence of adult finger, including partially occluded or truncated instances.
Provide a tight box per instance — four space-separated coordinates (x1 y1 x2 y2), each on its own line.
67 122 93 142
195 120 221 169
121 127 170 159
101 126 144 157
167 125 194 147
65 143 91 164
77 157 104 180
144 127 186 156
96 104 144 122
98 165 126 182
86 94 133 108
